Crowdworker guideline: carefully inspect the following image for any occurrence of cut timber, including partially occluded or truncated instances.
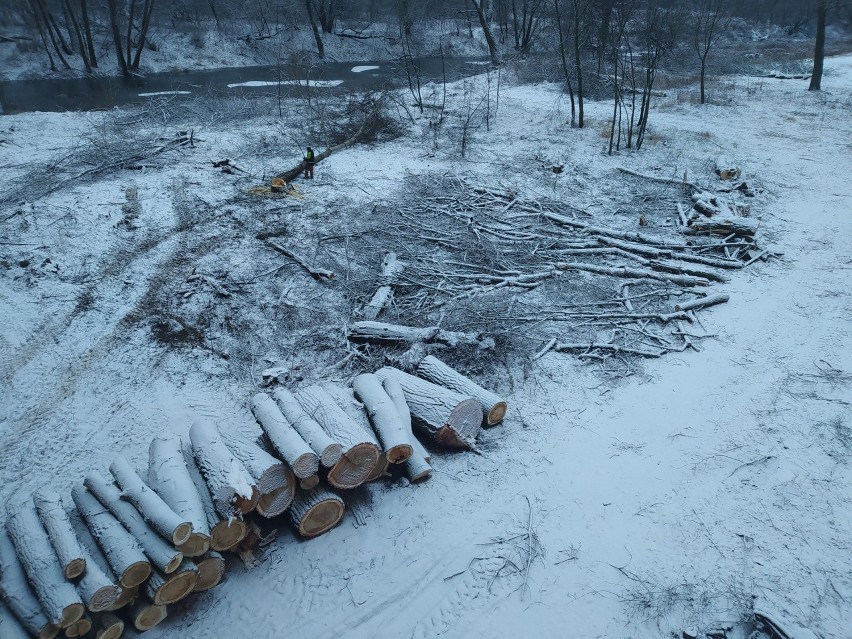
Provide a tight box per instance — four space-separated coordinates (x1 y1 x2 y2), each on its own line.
148 436 212 556
93 613 123 639
109 456 193 546
374 367 482 450
360 253 405 320
63 615 91 637
189 420 258 516
319 383 387 481
194 551 225 592
347 321 484 347
128 600 167 631
352 373 413 463
83 474 183 575
365 452 390 482
5 501 85 628
103 586 137 612
382 376 432 482
271 388 342 468
685 215 758 237
0 601 32 639
416 356 507 426
251 393 320 479
179 439 247 552
144 561 197 605
296 385 380 490
300 475 320 490
219 432 296 518
0 528 60 639
288 489 345 538
70 484 151 589
32 490 87 579
674 293 730 312
75 543 122 612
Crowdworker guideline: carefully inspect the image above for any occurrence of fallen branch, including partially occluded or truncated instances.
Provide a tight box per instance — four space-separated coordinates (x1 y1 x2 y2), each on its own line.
616 166 701 193
264 239 335 281
673 294 729 312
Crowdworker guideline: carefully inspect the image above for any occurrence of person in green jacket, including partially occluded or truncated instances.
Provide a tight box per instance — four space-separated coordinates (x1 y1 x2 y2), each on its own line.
304 146 315 179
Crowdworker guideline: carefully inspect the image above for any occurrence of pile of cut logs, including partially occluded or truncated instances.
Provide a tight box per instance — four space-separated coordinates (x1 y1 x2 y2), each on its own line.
0 356 506 638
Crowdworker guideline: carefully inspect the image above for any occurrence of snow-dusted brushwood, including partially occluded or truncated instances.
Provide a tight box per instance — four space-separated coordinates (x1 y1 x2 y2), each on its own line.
352 373 414 463
189 420 258 515
374 366 482 450
251 392 320 479
347 321 483 347
74 541 122 613
5 501 85 629
0 528 60 639
381 376 432 483
0 600 32 639
83 473 183 574
109 455 193 546
219 431 296 518
271 388 342 468
297 385 380 489
128 599 167 631
93 612 124 639
416 355 508 426
70 484 151 589
193 550 225 592
31 490 87 580
144 560 198 605
179 438 247 552
148 436 212 557
359 252 404 320
288 488 345 538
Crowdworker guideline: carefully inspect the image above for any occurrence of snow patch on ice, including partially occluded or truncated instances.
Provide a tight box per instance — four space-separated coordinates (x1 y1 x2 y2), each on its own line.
138 91 192 97
226 80 344 88
351 65 380 73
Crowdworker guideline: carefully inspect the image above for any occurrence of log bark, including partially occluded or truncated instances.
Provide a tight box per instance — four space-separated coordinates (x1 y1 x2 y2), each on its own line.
5 501 85 628
219 432 296 518
296 385 380 489
189 420 258 516
352 373 413 463
193 551 225 592
684 215 758 237
128 599 167 631
416 355 507 426
271 388 342 468
347 321 484 347
250 393 320 479
70 484 151 589
74 542 122 612
109 455 193 546
144 560 197 605
674 293 730 312
0 601 33 639
0 528 60 639
360 252 404 320
32 490 87 579
179 438 247 552
288 488 345 538
374 367 482 450
93 613 123 639
381 376 432 482
300 475 320 490
83 473 183 575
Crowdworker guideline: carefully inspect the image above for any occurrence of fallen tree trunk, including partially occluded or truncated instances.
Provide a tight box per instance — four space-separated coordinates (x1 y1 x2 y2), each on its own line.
144 561 197 605
219 432 296 518
288 488 345 538
352 373 413 463
555 261 710 287
189 420 258 516
109 456 193 547
271 388 342 468
0 528 61 639
5 501 85 629
92 613 123 639
347 321 485 347
381 376 432 482
128 599 167 631
685 215 758 237
674 293 730 312
32 490 87 579
0 601 36 639
250 393 320 479
83 473 183 575
179 439 247 552
148 437 211 558
648 259 728 283
360 252 404 320
296 385 380 489
374 367 482 450
70 484 151 589
193 551 225 592
416 355 507 426
275 117 371 183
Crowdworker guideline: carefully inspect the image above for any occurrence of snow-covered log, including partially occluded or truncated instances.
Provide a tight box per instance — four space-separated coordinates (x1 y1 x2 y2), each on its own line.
144 561 198 605
179 439 247 552
352 373 413 463
128 599 167 631
189 420 258 516
70 484 151 589
271 388 342 468
0 601 32 639
5 501 85 628
83 474 183 574
374 367 482 449
416 355 507 426
381 376 432 482
288 489 345 538
297 385 380 489
250 393 320 479
109 456 193 546
74 542 122 613
194 551 225 592
674 293 730 312
93 613 123 639
347 321 484 347
219 432 296 518
360 253 405 320
31 490 87 580
0 528 60 639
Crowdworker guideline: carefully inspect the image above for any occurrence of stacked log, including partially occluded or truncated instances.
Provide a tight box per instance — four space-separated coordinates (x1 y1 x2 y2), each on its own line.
381 376 432 483
144 561 198 605
270 388 342 468
250 393 320 479
0 600 33 639
73 543 123 613
31 490 87 580
352 373 414 463
374 367 483 450
416 355 508 426
288 488 345 538
128 598 167 631
189 420 258 516
63 615 91 637
219 432 296 518
92 613 123 639
193 551 225 592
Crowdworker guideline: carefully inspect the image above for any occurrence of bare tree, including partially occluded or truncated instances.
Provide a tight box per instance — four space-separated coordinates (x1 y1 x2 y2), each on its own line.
471 0 502 65
692 0 730 104
315 0 336 33
105 0 155 75
809 0 827 91
553 0 576 125
512 0 546 53
305 0 325 58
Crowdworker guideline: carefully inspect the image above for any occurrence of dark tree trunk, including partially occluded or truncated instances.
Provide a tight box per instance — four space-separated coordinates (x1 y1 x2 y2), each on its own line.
305 0 325 58
30 0 58 71
809 0 826 91
699 55 707 104
106 0 129 76
125 0 137 69
553 0 575 125
573 0 584 127
472 0 501 65
80 0 97 67
34 0 71 68
316 0 335 33
131 0 155 70
63 0 90 71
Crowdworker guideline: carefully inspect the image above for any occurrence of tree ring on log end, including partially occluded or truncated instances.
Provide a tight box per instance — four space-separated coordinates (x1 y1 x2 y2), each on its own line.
64 558 86 580
164 553 183 574
171 522 194 546
39 624 61 639
385 444 413 464
210 520 247 551
486 401 508 426
194 555 225 591
87 584 123 612
60 603 85 628
156 569 197 604
99 620 124 639
299 500 345 537
177 533 210 557
120 561 152 589
134 605 167 631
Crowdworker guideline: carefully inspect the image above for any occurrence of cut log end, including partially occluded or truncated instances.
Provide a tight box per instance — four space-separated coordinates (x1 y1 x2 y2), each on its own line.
210 520 247 551
385 444 413 464
291 453 322 480
60 603 85 628
326 443 380 489
177 532 211 557
255 464 296 518
299 475 320 490
171 522 194 546
132 603 167 631
67 617 92 637
164 552 184 574
96 617 124 639
63 558 86 580
486 401 508 426
39 625 61 639
297 500 345 538
441 398 483 448
257 485 294 518
320 444 344 468
194 554 225 591
120 561 152 589
86 584 124 613
155 569 198 605
235 486 260 514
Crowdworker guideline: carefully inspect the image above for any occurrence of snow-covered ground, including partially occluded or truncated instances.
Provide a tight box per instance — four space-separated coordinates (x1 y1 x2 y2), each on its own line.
1 54 851 639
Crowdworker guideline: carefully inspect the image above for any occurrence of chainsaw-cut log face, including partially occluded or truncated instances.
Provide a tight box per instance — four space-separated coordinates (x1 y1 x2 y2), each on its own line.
94 613 124 639
177 532 211 557
130 602 167 631
416 355 507 426
194 552 225 592
210 520 248 552
290 490 346 538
